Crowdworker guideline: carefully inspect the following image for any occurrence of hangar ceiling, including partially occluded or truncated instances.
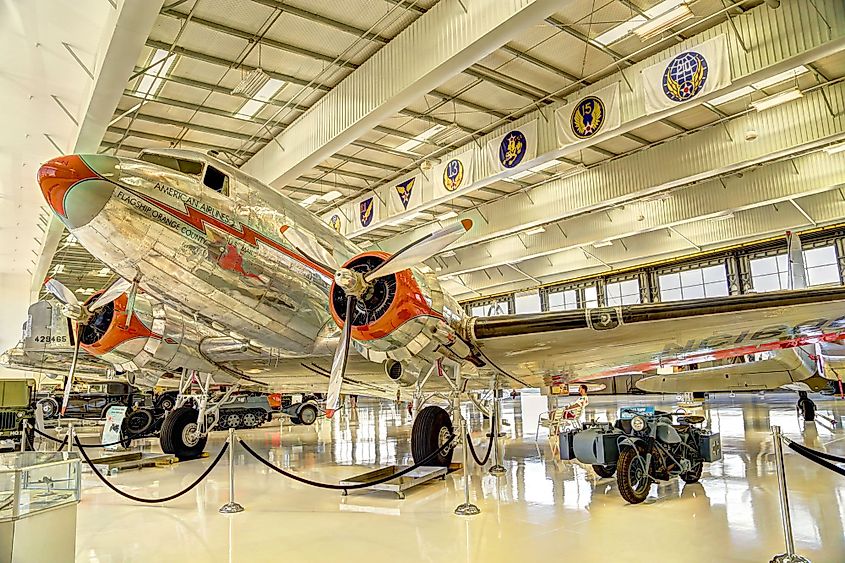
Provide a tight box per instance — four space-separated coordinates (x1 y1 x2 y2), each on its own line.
32 0 845 304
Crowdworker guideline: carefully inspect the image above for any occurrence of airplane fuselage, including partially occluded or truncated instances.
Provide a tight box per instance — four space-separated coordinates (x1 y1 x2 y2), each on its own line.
46 150 361 357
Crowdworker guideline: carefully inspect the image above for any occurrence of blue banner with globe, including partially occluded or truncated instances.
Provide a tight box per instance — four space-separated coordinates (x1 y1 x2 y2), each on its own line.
641 35 731 113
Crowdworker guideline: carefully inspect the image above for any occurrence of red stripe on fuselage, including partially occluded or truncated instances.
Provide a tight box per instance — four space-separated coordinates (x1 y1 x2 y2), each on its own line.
128 189 334 278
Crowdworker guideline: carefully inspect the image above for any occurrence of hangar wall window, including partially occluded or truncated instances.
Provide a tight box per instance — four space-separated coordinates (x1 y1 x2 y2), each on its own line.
605 279 640 306
471 300 509 317
548 289 578 311
514 291 541 314
658 265 729 301
749 245 840 292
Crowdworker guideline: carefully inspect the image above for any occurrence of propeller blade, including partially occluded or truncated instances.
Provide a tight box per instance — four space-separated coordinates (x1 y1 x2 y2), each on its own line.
325 295 356 418
280 226 340 272
89 278 131 311
44 278 80 308
60 324 82 417
363 219 472 283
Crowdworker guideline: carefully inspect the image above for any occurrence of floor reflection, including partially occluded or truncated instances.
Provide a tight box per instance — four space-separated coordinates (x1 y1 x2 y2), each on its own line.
74 392 845 562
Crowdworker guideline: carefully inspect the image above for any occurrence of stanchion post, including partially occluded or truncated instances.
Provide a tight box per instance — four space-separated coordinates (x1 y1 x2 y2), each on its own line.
769 425 810 563
219 428 244 514
454 415 480 516
490 387 505 475
67 423 74 453
19 420 27 453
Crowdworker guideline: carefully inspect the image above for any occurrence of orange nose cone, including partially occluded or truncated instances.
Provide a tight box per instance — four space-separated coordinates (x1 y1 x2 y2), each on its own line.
38 155 98 217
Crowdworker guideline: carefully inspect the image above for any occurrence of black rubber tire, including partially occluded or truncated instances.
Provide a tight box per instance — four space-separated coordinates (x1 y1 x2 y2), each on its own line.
289 417 301 425
159 407 207 460
798 398 816 422
298 404 318 425
124 409 154 436
411 405 453 467
616 447 652 504
681 461 703 484
38 398 59 419
593 464 616 478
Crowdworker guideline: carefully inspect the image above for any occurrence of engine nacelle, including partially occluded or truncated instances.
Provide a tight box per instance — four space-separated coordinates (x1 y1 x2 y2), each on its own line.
79 292 239 384
330 252 472 385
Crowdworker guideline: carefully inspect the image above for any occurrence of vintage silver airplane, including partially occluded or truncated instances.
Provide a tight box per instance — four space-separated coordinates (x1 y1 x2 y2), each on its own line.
33 148 845 459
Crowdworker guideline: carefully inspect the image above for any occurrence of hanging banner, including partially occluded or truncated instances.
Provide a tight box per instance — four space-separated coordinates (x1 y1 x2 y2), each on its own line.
641 35 731 114
322 208 348 236
352 191 381 231
486 119 538 173
556 82 622 147
432 149 475 199
386 174 424 215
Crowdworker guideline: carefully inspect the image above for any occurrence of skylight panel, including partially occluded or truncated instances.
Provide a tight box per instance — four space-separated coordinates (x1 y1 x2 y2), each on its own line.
395 124 447 153
135 49 176 98
594 0 686 46
235 78 285 120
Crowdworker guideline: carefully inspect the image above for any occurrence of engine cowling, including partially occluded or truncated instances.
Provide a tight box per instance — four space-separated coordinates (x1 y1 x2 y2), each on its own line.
329 252 472 383
78 292 239 384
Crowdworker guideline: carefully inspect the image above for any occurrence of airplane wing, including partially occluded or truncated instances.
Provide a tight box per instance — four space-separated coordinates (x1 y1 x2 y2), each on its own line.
469 286 845 389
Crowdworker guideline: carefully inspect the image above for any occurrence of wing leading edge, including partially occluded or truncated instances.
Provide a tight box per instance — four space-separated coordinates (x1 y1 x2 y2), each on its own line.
469 286 845 388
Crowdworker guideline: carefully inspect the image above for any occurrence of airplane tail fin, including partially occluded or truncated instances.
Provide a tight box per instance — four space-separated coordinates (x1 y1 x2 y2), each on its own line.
786 231 807 290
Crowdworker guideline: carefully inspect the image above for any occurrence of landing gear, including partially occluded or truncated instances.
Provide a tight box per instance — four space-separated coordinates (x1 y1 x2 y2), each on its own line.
411 406 454 467
797 391 816 422
160 406 207 460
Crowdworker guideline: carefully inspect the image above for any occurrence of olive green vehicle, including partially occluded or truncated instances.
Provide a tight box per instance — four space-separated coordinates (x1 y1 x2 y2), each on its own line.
0 379 35 451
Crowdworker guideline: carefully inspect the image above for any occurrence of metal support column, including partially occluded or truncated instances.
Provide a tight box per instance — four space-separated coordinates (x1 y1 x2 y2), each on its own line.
219 429 245 514
769 426 809 563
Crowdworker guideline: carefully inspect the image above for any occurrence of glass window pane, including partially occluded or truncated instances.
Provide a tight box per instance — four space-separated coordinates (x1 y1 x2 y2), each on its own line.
515 291 541 314
751 256 778 276
584 287 598 308
807 264 840 286
660 288 683 302
682 285 705 299
660 272 681 290
621 292 641 305
804 246 836 268
679 269 703 287
471 305 487 317
702 265 726 283
754 274 782 293
487 303 508 316
704 281 729 297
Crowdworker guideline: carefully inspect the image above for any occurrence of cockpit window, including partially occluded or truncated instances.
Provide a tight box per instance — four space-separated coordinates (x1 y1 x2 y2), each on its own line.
203 165 229 195
139 153 203 176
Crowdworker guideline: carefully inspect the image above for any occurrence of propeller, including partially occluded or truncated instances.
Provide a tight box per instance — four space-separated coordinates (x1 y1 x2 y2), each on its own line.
324 219 472 417
280 225 340 272
43 276 131 416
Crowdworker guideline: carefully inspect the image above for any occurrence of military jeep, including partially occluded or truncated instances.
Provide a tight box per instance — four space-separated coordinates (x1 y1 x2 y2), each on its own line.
0 379 35 451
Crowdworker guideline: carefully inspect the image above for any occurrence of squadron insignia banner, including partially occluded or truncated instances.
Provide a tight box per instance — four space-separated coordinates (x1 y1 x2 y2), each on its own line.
432 149 475 199
352 191 381 231
486 120 538 173
556 82 622 147
641 35 731 114
322 208 347 236
387 174 423 215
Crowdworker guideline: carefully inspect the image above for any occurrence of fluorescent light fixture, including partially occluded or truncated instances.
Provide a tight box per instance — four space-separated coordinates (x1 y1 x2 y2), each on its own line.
634 3 694 40
235 78 285 120
529 160 560 173
300 194 319 207
751 88 803 112
708 86 754 106
97 267 111 276
389 212 423 226
525 226 546 235
135 49 176 98
752 66 809 90
108 103 142 127
441 250 457 258
232 68 271 98
51 264 65 274
357 240 373 248
823 142 845 155
710 212 735 222
395 124 447 153
321 190 342 202
436 211 458 221
594 0 685 46
593 240 614 248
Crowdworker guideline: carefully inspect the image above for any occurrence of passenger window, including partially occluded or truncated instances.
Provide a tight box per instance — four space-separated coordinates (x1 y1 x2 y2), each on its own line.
203 166 229 195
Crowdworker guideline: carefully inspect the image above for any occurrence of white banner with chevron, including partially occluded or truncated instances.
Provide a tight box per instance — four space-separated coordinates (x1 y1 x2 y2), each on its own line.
556 82 622 147
386 174 424 215
641 35 731 114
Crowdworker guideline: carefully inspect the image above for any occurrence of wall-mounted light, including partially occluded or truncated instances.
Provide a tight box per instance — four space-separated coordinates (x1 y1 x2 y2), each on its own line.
750 88 803 112
634 3 694 40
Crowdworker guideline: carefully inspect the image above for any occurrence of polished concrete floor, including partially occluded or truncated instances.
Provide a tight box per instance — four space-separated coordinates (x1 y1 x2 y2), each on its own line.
72 392 845 562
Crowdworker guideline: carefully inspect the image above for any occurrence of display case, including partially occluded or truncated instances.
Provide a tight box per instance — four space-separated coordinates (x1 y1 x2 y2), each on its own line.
0 452 81 563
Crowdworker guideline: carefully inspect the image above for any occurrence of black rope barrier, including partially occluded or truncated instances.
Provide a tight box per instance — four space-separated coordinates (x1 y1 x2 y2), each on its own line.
785 438 845 464
465 414 496 466
75 437 230 504
31 425 126 448
240 434 456 492
785 439 845 478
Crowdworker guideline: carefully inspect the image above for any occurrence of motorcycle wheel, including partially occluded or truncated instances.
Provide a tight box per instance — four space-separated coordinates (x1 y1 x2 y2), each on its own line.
616 447 652 504
681 461 703 484
592 464 616 478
